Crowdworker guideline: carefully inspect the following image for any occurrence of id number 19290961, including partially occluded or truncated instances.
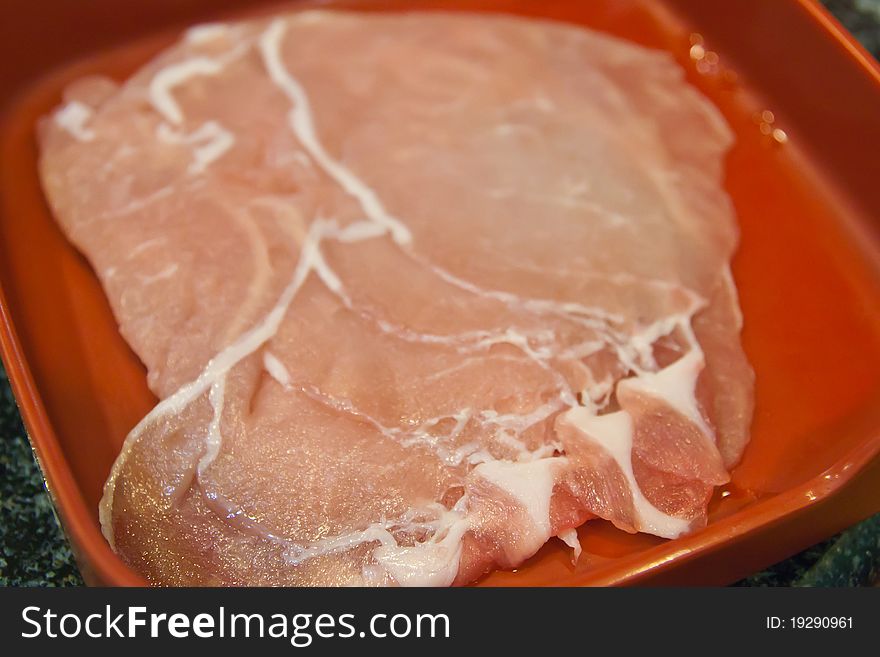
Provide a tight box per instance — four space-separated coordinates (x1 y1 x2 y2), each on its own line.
766 617 854 630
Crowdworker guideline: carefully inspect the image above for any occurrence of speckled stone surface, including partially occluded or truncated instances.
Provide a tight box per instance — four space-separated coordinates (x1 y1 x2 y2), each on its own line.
825 0 880 55
0 0 878 588
0 364 83 586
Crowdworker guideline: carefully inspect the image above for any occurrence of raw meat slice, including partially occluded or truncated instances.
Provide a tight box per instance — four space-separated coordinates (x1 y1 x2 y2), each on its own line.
37 10 754 586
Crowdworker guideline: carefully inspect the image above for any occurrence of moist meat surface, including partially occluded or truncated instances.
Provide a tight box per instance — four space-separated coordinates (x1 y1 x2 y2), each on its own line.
39 10 753 586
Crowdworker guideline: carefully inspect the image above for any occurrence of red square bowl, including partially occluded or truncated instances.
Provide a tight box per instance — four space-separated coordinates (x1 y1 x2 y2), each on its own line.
1 0 878 586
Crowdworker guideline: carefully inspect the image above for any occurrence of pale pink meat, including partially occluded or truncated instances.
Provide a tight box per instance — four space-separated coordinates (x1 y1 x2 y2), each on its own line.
38 10 753 586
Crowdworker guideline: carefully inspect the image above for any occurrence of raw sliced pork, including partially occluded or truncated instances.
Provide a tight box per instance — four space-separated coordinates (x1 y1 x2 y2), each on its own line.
38 10 754 586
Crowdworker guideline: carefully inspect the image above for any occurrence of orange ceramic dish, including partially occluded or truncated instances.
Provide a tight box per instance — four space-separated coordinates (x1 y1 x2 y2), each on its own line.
1 0 878 587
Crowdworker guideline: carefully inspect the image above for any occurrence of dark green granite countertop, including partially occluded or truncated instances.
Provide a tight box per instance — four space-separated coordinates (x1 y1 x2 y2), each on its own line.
1 0 879 588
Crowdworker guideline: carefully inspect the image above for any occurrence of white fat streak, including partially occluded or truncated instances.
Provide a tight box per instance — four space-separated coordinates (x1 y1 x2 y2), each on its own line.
334 220 388 243
455 442 492 465
294 10 331 24
493 122 539 137
421 408 471 440
300 384 475 466
195 483 470 585
54 101 96 141
150 57 226 125
282 502 468 586
422 257 624 327
412 254 708 388
157 120 235 174
191 129 234 173
510 93 556 113
197 378 226 476
628 313 686 371
557 527 582 564
199 484 458 573
373 510 470 587
722 265 744 327
139 263 178 284
474 327 553 359
99 185 175 221
263 350 291 388
534 95 555 112
284 524 397 566
302 375 557 466
127 237 166 259
474 457 567 555
559 408 691 538
619 341 712 438
423 354 529 384
492 429 560 463
374 320 532 351
481 397 562 437
576 366 616 414
558 339 606 360
487 187 627 226
258 19 412 246
621 290 705 374
469 327 578 404
185 23 230 44
621 316 714 439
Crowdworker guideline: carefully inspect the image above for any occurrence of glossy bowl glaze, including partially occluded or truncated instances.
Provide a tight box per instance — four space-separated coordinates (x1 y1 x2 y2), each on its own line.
0 0 878 586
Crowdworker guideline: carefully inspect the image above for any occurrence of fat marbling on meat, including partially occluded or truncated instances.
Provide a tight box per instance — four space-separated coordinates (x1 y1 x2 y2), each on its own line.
38 10 754 586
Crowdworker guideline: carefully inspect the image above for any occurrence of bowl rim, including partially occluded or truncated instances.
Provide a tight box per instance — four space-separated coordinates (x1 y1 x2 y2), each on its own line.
1 0 878 587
